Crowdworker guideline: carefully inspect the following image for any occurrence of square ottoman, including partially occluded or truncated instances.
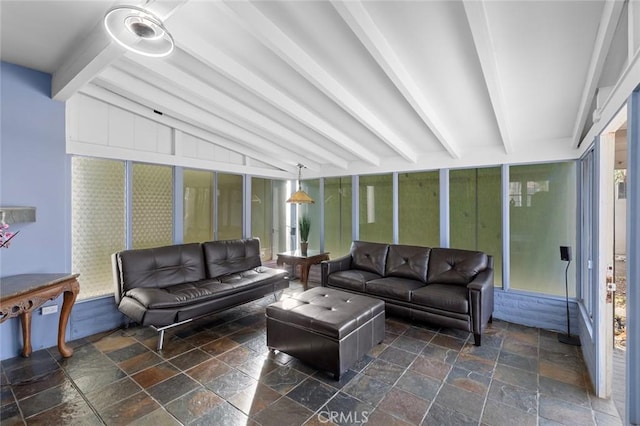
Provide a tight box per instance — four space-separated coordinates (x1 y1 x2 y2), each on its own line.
266 287 385 379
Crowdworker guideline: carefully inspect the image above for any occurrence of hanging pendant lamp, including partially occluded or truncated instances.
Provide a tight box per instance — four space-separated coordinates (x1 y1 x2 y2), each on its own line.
286 164 315 204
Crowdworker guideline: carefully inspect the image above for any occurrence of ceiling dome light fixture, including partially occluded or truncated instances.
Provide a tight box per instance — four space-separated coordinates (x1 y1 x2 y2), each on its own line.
287 164 315 204
104 5 174 58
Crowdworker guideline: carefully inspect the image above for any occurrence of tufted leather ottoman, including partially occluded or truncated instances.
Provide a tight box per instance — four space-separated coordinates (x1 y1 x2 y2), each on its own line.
266 287 385 379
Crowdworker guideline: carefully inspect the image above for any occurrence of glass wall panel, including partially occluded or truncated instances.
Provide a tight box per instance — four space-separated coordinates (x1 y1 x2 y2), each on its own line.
217 173 243 240
359 174 393 243
132 163 173 249
450 167 502 285
72 157 125 300
325 177 353 257
272 180 289 254
252 177 273 260
183 169 213 243
398 171 439 247
299 179 321 251
510 162 576 295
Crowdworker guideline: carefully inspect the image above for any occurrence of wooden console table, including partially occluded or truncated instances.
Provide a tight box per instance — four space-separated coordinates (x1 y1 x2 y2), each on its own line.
0 273 80 358
276 250 329 290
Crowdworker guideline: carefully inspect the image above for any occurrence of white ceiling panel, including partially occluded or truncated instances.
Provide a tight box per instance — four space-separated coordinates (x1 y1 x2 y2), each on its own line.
1 0 629 177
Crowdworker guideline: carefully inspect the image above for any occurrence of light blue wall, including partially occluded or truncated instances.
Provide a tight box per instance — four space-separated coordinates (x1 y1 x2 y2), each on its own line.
0 62 123 360
0 61 68 274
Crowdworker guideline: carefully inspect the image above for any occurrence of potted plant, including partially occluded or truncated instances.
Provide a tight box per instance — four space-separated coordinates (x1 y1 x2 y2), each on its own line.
299 214 311 255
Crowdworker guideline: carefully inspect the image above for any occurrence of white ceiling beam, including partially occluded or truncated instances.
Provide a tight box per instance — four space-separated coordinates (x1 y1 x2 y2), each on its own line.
332 1 460 159
121 55 349 169
95 68 321 171
215 0 417 163
571 0 625 148
463 0 513 155
51 0 188 101
79 84 297 174
168 24 381 167
51 19 125 100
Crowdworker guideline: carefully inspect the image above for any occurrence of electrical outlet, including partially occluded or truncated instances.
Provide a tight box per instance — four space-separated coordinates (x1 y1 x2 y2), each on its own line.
41 305 58 315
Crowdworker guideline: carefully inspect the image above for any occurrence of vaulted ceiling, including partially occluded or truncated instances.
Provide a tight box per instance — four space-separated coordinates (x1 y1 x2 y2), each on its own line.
0 0 627 178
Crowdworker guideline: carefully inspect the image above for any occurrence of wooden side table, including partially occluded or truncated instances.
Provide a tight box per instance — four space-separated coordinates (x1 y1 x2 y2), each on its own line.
0 273 80 358
276 250 329 290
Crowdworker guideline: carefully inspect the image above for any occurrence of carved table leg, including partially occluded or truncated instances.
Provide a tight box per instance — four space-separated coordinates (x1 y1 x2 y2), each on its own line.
20 311 33 358
58 285 79 358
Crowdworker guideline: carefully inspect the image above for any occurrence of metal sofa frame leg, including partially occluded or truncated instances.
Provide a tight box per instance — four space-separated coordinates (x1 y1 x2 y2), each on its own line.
151 318 193 351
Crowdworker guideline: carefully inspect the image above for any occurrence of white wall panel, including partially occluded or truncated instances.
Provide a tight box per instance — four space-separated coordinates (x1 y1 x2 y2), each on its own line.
78 95 108 145
157 125 173 155
134 115 158 152
108 106 134 149
66 93 289 179
181 133 199 158
198 139 216 160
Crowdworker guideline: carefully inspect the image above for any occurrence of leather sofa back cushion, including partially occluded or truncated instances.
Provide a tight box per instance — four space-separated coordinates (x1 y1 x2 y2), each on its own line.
350 241 389 276
427 248 488 285
203 238 262 278
118 243 205 291
385 245 431 282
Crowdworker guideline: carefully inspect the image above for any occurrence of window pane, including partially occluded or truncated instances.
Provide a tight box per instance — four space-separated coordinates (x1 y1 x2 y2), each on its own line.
217 173 243 240
300 179 321 251
132 163 173 249
72 157 125 300
325 177 353 257
450 167 502 286
252 177 273 260
510 162 576 295
398 171 439 247
184 169 213 243
359 174 393 243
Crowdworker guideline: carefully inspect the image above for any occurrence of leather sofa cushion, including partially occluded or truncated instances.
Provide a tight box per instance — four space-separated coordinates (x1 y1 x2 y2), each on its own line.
125 267 286 309
365 277 425 302
266 287 384 340
203 239 262 278
427 248 488 285
117 243 205 292
411 284 469 314
327 270 382 292
385 245 430 282
350 241 389 276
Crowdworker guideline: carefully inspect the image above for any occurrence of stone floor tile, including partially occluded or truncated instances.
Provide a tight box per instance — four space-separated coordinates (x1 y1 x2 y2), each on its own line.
287 377 337 411
539 394 596 425
253 396 314 426
433 383 485 420
377 387 430 424
131 361 180 389
146 373 201 405
487 379 538 415
395 369 441 401
422 402 478 426
342 373 392 406
228 383 281 415
164 387 224 423
482 398 537 426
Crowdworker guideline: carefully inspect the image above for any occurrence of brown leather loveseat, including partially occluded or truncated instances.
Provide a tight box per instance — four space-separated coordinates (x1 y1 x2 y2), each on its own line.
112 238 288 350
321 241 494 345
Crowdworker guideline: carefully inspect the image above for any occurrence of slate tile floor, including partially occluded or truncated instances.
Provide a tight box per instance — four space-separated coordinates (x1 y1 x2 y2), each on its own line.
1 282 623 426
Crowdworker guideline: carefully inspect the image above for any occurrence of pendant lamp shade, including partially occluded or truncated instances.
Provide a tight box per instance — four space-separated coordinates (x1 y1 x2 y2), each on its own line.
104 5 174 57
287 164 315 204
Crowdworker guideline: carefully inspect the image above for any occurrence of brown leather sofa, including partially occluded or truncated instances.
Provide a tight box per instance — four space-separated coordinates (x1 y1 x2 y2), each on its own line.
112 238 289 350
321 241 494 345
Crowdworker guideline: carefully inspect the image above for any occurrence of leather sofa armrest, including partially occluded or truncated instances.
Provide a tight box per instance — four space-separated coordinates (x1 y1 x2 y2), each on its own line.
112 252 124 305
321 254 352 287
467 268 494 334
